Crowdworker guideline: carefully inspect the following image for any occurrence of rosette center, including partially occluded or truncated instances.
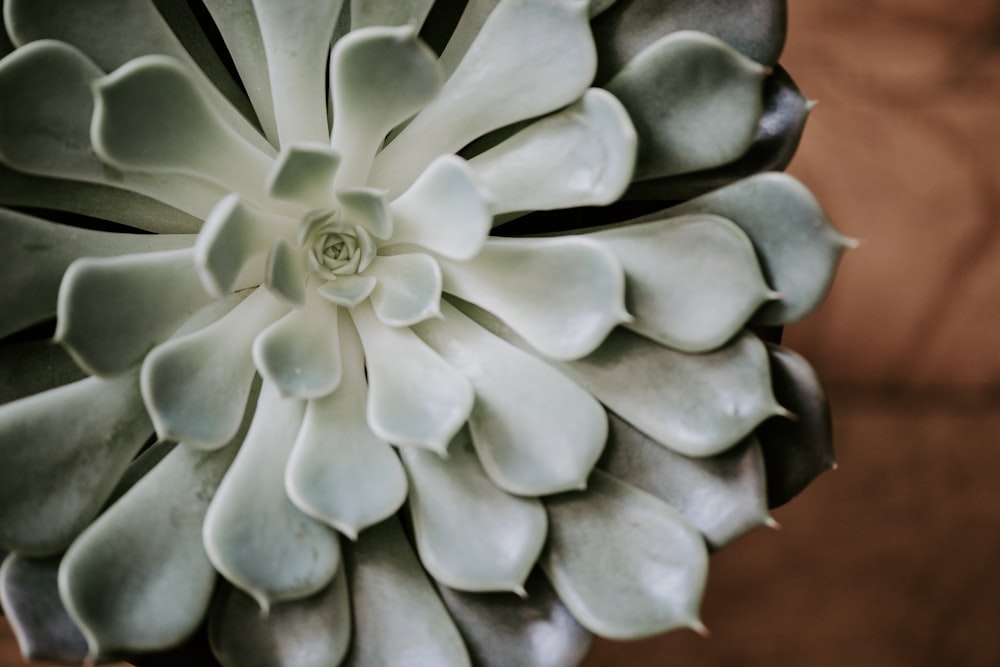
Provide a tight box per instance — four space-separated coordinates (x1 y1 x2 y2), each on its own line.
299 208 376 280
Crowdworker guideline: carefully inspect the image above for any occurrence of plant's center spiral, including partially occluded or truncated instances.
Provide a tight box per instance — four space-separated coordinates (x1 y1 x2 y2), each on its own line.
299 208 376 280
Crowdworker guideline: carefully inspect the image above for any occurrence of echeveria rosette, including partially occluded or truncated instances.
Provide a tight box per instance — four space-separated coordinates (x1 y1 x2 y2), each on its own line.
0 0 850 666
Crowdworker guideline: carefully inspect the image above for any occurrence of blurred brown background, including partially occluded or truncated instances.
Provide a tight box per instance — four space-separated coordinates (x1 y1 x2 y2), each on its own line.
5 1 1000 666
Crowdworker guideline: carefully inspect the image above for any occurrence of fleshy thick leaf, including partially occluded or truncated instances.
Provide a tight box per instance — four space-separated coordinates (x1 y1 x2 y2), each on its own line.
286 315 407 539
600 413 771 549
250 0 342 145
209 570 350 667
440 237 629 360
588 213 775 352
351 302 473 453
141 287 288 450
266 143 341 209
0 555 89 663
592 0 786 82
758 344 835 508
0 208 194 339
253 292 342 399
624 66 811 201
401 428 547 593
666 172 854 324
606 31 766 181
59 435 241 657
366 253 443 327
0 372 150 556
371 0 597 194
415 302 606 495
436 570 593 667
196 194 296 297
470 88 636 215
350 0 435 29
329 25 442 189
389 155 491 260
56 248 211 376
344 517 471 667
542 470 708 639
204 381 341 610
4 0 263 145
0 40 227 218
91 55 275 201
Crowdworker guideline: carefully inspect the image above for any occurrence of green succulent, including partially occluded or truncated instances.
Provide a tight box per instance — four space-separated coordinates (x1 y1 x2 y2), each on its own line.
0 0 850 665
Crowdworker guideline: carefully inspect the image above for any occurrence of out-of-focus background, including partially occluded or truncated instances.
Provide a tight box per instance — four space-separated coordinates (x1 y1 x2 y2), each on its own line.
587 1 1000 665
5 1 1000 666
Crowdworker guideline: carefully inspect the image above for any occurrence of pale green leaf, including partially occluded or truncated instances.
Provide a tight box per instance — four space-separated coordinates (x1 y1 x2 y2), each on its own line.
415 302 606 496
55 248 211 376
587 213 775 352
204 381 341 610
606 31 766 181
542 470 708 639
470 88 636 215
439 237 629 360
344 517 471 667
371 0 596 195
286 315 406 540
401 428 547 593
265 143 341 210
367 253 443 327
351 302 472 453
350 0 435 29
59 436 241 657
0 372 149 556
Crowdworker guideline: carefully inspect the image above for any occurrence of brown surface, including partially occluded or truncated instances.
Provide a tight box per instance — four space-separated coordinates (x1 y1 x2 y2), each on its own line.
6 1 1000 666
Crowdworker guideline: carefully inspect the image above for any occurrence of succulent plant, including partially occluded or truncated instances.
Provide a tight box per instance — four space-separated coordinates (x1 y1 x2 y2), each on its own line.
0 0 850 666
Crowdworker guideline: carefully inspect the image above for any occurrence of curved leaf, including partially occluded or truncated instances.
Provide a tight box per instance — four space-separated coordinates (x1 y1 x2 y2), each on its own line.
367 253 443 327
542 470 708 639
600 413 771 549
415 302 606 496
592 0 786 83
606 31 766 181
59 436 241 657
203 381 341 610
344 517 471 667
209 570 350 667
401 428 548 593
758 344 835 508
0 372 150 556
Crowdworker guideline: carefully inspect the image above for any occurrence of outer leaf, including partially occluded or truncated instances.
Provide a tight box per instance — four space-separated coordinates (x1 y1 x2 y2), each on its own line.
0 372 150 556
0 40 227 218
344 517 471 667
469 88 636 215
351 302 473 453
329 25 442 189
56 248 211 376
624 66 811 201
587 213 775 352
439 237 629 361
285 315 407 540
0 208 194 339
600 413 771 549
203 381 341 610
209 570 350 667
91 55 275 202
436 570 593 667
0 555 89 663
542 470 708 639
606 31 766 181
350 0 435 29
371 0 597 195
4 0 262 149
58 435 241 657
758 344 835 508
141 287 288 450
665 172 854 324
415 302 606 496
401 428 548 593
250 0 342 145
591 0 786 83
